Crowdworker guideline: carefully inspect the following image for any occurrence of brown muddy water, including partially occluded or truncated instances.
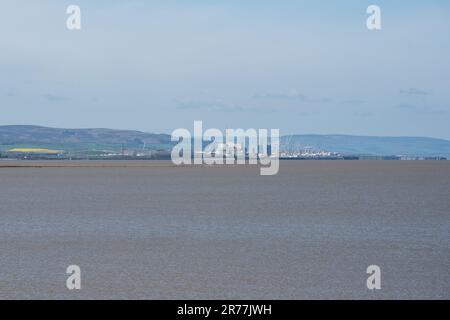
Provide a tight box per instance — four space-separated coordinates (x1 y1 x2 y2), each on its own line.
0 160 449 299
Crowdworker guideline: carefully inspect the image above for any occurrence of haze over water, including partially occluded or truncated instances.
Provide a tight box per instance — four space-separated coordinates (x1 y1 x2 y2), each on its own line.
0 161 449 299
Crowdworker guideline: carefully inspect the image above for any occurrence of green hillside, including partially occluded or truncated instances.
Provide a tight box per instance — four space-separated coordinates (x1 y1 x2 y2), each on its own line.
1 125 450 157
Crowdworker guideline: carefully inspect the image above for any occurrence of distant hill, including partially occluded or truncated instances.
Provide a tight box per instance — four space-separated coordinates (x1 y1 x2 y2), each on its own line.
1 125 450 156
0 125 172 152
281 135 450 157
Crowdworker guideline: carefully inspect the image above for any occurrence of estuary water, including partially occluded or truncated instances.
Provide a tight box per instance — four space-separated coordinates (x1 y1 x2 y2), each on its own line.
0 160 449 299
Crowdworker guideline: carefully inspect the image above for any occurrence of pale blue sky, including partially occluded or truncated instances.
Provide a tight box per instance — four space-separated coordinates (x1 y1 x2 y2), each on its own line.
1 0 449 138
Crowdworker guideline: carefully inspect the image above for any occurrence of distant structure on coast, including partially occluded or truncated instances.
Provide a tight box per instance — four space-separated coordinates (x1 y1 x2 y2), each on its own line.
1 147 171 160
278 145 447 161
280 146 342 160
0 142 447 161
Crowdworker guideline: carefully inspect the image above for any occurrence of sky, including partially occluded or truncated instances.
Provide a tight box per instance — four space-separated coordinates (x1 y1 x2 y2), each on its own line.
1 0 450 139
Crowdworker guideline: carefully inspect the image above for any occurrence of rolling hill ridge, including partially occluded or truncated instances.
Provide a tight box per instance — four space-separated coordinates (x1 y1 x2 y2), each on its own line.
1 125 450 156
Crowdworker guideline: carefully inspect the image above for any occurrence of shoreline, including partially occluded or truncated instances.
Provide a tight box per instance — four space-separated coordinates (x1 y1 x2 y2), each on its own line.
0 159 448 169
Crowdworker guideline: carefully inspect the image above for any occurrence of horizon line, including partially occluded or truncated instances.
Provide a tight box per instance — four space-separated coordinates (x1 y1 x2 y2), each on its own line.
1 124 450 142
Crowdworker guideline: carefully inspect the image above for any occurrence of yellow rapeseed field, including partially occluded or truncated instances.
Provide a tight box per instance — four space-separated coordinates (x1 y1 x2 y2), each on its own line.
8 148 62 154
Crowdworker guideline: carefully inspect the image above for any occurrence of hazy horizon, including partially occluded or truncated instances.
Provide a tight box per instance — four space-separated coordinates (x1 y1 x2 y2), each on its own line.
2 123 450 141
